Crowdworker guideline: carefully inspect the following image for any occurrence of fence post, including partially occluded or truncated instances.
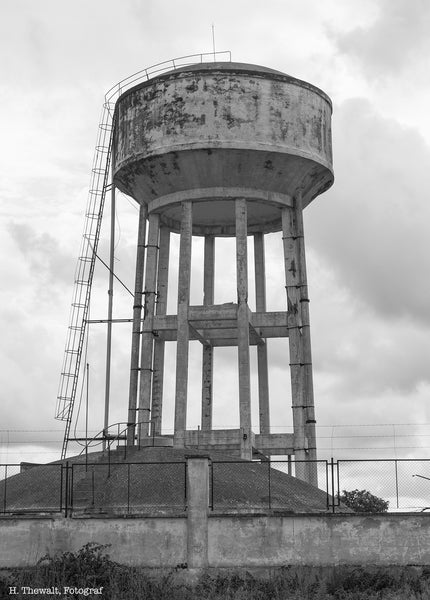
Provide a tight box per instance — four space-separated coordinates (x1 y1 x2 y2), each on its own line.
395 459 399 509
185 455 210 570
91 467 95 507
268 460 272 510
3 465 7 513
331 457 335 513
64 462 70 518
127 464 131 514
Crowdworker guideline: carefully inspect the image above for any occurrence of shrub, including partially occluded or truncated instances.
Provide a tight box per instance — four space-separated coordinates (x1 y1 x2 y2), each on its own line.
340 489 389 513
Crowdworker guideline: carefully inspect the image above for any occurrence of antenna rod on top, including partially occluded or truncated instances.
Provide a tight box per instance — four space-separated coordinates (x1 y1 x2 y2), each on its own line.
212 24 216 60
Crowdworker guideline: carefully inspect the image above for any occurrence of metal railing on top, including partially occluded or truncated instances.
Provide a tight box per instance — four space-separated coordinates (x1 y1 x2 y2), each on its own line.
55 51 232 460
104 51 232 103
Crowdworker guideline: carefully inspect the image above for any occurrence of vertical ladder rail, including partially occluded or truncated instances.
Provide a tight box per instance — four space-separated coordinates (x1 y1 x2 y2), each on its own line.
55 102 115 460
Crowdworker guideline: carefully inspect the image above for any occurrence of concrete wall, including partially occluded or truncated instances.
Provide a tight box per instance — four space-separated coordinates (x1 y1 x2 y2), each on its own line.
1 457 430 569
0 517 187 568
208 513 430 567
1 512 430 569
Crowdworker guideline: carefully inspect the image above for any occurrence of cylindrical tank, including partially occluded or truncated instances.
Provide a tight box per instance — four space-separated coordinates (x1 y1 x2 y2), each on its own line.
113 61 333 235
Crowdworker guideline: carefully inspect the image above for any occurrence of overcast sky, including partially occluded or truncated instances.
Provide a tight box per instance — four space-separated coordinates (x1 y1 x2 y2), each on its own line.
1 0 430 472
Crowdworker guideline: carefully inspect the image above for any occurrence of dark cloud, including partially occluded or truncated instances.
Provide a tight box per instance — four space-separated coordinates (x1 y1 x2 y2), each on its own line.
8 222 73 288
306 98 430 327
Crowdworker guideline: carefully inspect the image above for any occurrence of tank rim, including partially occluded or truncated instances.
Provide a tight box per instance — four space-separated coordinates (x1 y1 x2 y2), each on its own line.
114 61 333 111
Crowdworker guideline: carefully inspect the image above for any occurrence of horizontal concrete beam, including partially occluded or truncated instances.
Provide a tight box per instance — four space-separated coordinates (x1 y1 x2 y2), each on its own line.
254 433 294 455
184 429 256 448
152 310 290 342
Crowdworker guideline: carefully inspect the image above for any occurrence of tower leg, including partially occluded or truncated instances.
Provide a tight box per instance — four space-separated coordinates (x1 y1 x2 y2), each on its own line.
201 235 215 430
151 226 170 436
174 202 193 447
127 203 147 446
282 194 317 486
235 199 252 460
137 212 160 444
254 232 270 435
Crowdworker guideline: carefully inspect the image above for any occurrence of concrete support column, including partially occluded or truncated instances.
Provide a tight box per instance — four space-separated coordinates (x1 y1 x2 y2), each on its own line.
254 232 270 435
174 202 193 447
137 212 160 443
151 226 170 436
235 199 252 460
127 203 148 446
201 235 215 430
186 455 209 569
282 194 317 487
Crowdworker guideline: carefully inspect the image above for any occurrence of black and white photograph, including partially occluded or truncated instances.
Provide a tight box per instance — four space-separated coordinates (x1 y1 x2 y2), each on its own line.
1 1 430 598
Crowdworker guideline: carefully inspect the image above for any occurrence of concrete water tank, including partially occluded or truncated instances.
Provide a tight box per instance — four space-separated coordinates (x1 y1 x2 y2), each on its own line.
112 62 333 235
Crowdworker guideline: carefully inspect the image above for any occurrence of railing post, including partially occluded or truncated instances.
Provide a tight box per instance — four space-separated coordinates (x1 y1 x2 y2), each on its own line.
268 460 272 510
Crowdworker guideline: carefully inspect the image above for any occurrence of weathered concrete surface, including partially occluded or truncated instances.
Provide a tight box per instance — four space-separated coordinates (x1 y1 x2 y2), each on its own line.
113 62 333 234
186 456 209 568
2 513 430 569
208 513 430 567
0 516 187 568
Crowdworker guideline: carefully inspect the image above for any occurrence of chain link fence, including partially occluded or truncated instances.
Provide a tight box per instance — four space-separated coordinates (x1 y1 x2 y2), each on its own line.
210 459 330 511
1 458 430 515
69 461 187 515
336 459 430 511
0 463 64 514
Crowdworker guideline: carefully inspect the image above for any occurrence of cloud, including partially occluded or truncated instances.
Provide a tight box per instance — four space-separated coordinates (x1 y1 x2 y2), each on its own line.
331 0 430 78
305 97 430 327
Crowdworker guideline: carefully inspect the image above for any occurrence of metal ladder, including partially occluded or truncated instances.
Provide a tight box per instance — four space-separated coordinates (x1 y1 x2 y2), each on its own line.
55 101 115 460
55 51 232 460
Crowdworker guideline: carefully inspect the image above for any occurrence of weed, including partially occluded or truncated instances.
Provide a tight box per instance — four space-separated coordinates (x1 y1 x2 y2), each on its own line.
1 546 430 599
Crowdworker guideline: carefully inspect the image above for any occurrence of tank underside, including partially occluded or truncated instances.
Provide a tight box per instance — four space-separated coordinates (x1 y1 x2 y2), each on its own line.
114 147 333 235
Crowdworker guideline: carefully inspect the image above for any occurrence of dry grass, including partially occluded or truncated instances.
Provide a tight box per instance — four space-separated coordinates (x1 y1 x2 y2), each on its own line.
1 544 429 599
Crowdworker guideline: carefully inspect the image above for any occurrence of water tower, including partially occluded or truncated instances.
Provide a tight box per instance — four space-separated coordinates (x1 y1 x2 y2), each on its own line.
112 62 333 486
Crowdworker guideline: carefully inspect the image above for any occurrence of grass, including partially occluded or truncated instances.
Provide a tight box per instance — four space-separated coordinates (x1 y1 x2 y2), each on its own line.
1 543 429 599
